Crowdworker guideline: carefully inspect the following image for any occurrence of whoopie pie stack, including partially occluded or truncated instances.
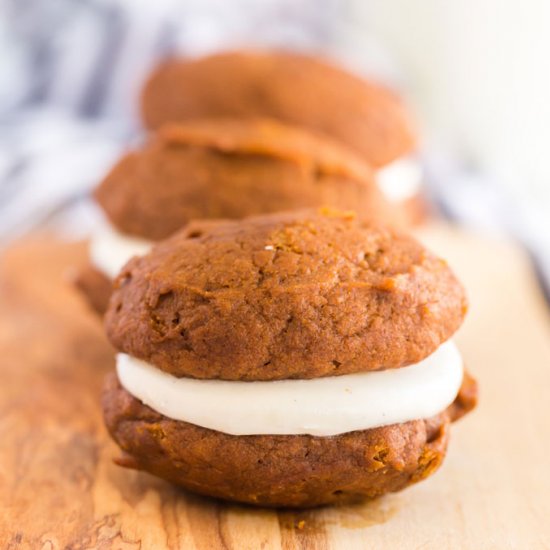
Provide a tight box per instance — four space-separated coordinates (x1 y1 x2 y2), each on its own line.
102 209 477 508
77 48 477 507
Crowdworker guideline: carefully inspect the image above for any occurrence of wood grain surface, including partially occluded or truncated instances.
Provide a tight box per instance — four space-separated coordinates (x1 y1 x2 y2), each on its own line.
1 226 549 549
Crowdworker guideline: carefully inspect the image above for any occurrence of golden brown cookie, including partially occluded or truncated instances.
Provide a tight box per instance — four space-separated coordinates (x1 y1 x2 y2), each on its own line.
105 209 467 381
141 50 416 168
95 118 398 240
102 209 476 507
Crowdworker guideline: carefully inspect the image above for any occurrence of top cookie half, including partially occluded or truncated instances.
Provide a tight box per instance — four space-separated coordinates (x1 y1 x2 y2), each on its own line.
105 209 467 381
140 50 416 168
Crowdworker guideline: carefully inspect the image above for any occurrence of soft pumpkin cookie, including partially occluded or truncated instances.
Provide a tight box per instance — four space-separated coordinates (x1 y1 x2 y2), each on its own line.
102 209 477 507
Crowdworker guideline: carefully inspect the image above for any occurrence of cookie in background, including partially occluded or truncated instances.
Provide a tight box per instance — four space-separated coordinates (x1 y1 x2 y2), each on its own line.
75 118 400 315
141 50 427 223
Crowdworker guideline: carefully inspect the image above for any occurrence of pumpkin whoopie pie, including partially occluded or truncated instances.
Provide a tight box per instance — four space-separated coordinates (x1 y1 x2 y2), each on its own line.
102 209 477 508
75 118 396 315
141 50 426 221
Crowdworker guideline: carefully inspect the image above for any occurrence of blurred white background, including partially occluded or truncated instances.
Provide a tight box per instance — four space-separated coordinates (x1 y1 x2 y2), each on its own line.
359 1 550 208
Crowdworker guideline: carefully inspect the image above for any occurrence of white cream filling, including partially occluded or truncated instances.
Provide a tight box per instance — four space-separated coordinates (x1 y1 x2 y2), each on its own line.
376 156 423 202
89 224 153 279
116 340 463 437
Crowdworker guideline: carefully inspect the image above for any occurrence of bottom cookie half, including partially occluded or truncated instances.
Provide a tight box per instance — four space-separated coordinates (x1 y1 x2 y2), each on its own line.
102 372 476 507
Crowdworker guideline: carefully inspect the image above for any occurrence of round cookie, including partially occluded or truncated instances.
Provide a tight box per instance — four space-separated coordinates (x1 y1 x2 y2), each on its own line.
102 208 477 507
141 50 416 168
103 371 476 508
105 209 467 381
95 118 398 241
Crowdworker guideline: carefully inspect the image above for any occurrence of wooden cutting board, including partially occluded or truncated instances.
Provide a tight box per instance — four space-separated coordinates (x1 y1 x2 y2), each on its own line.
1 225 550 549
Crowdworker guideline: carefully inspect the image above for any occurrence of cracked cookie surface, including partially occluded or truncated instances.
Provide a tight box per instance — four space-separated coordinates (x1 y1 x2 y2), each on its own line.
105 209 467 380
